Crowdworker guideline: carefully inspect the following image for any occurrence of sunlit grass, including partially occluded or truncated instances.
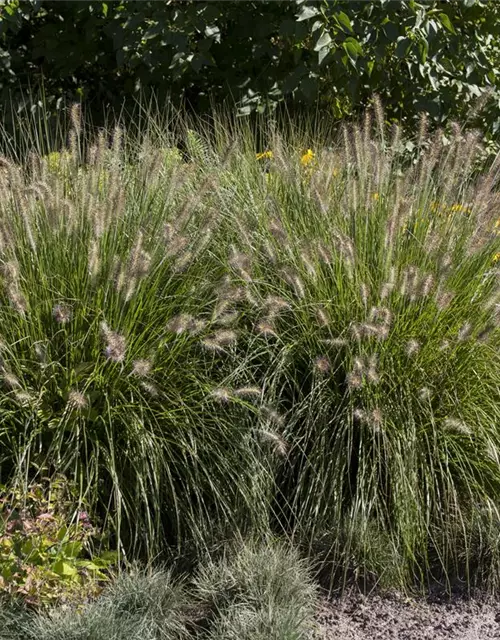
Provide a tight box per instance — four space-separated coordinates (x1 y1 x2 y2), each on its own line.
0 101 499 590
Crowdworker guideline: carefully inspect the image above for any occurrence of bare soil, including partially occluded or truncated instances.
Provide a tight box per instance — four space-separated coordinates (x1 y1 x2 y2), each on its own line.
313 591 500 639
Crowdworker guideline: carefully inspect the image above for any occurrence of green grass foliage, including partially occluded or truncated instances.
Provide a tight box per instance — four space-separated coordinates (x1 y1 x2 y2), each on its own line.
0 103 499 590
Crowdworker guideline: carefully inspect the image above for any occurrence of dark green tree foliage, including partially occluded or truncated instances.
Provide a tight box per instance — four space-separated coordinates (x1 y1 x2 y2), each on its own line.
0 1 499 134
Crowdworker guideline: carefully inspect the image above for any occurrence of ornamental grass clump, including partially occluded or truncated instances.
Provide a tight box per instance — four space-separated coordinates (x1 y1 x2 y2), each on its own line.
204 104 500 590
0 117 278 562
0 102 499 591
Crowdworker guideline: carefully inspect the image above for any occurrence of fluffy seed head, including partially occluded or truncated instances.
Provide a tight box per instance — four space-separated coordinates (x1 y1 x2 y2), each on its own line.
187 318 207 335
8 286 27 315
369 306 393 327
255 319 278 338
15 391 34 407
88 240 100 278
229 247 252 280
216 311 239 326
69 103 82 136
324 337 348 347
212 329 238 347
260 406 285 428
263 295 291 315
131 359 153 377
353 408 367 422
366 355 379 383
259 429 288 457
360 283 369 307
167 314 194 334
103 328 126 362
421 273 435 298
1 261 19 283
34 343 47 364
52 304 73 324
211 388 232 403
280 268 305 298
406 339 420 356
317 242 332 265
380 281 395 301
314 356 330 374
67 390 88 411
269 219 287 242
300 250 317 279
262 240 277 263
435 289 454 310
457 321 472 341
347 372 363 390
129 237 151 279
316 306 329 327
140 381 159 397
350 324 363 341
166 234 189 259
234 386 262 399
360 323 380 338
371 408 383 432
418 387 432 401
444 417 471 435
3 373 20 390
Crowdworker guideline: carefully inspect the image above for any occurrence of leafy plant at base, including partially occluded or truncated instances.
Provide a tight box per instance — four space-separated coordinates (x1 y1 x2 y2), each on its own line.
0 476 115 606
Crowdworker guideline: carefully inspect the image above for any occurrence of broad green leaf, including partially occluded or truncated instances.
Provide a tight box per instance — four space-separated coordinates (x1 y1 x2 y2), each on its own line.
296 5 320 21
336 11 353 33
61 541 83 559
205 25 220 41
383 22 399 42
318 46 329 65
439 13 456 34
396 37 411 58
342 37 362 60
429 72 439 91
314 30 332 51
52 559 77 577
419 38 428 64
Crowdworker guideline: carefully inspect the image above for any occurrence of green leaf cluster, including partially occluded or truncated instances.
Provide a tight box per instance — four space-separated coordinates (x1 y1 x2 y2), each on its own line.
0 1 498 140
0 478 115 606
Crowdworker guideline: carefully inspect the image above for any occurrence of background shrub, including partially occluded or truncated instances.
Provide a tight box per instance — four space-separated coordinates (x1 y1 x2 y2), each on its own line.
0 1 499 145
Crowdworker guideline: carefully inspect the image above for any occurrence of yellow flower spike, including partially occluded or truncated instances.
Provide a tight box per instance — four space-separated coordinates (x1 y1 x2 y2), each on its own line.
373 192 379 201
492 252 500 264
333 167 339 177
256 150 273 161
300 149 315 166
495 218 500 228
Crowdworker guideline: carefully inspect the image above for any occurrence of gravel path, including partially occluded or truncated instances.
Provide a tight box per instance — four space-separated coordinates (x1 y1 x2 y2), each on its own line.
314 592 500 639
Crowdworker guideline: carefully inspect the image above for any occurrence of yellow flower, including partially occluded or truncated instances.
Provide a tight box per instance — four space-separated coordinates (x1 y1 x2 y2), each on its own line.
256 150 273 160
300 149 315 166
493 252 500 264
373 192 379 201
333 167 339 177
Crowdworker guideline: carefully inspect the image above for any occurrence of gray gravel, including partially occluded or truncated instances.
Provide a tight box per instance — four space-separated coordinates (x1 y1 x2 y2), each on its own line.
313 592 500 639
